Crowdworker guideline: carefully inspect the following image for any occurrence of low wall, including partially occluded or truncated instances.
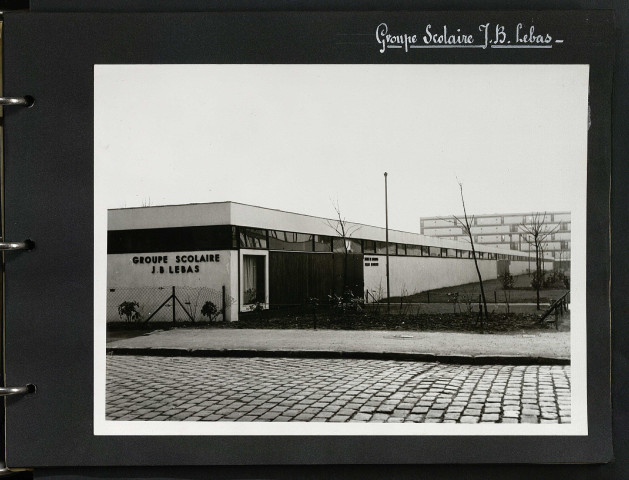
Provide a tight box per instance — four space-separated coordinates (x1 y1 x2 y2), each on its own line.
363 255 498 299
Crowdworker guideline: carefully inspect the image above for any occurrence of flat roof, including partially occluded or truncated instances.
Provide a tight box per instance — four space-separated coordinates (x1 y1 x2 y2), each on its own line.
108 201 537 257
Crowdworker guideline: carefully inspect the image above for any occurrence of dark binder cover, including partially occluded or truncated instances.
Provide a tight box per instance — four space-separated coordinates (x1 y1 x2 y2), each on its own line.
1 10 613 468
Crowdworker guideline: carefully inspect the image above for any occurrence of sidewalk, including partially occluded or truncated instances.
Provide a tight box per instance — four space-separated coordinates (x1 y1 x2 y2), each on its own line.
106 328 570 364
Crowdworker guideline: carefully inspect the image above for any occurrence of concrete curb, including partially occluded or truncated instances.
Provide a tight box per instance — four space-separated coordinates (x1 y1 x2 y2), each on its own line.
106 347 570 366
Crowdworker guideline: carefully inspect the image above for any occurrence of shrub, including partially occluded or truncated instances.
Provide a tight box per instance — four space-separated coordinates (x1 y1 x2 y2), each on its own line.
499 272 515 290
530 271 545 290
460 293 475 315
328 290 363 315
542 270 558 288
118 301 142 322
201 300 220 322
447 292 460 314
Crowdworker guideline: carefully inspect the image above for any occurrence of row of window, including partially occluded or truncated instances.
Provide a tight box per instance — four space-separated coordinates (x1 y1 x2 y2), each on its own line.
423 216 570 228
239 227 530 261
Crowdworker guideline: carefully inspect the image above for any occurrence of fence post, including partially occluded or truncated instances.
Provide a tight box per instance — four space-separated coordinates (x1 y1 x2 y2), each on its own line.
172 286 176 324
222 286 226 321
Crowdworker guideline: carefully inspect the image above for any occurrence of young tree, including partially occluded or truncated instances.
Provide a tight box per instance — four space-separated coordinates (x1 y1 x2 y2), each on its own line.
450 181 489 330
326 199 361 294
519 212 559 309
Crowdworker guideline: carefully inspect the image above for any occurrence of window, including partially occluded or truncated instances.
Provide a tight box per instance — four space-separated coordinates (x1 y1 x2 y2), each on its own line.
268 230 313 251
446 248 456 257
239 227 267 249
108 225 238 254
397 244 407 255
242 255 266 304
374 241 395 255
333 238 363 254
406 244 422 256
363 240 376 254
429 246 441 257
314 235 332 252
422 246 431 256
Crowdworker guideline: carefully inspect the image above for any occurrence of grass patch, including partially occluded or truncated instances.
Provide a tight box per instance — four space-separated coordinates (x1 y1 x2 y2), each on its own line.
390 274 568 304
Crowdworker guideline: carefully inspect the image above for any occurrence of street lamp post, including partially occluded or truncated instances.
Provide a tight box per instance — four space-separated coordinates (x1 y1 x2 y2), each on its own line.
384 172 390 313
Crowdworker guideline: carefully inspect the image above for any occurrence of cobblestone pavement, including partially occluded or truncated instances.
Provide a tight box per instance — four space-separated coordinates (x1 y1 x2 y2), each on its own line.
106 356 571 423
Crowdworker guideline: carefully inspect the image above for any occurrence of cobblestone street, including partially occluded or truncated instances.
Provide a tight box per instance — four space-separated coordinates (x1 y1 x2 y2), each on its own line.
106 356 571 423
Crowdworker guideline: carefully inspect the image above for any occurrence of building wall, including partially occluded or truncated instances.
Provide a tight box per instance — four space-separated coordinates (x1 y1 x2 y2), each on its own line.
107 250 238 322
108 202 233 230
363 255 499 298
363 256 552 299
510 260 531 276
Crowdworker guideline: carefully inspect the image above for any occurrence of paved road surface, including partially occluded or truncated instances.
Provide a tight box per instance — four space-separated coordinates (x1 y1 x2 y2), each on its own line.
107 356 571 423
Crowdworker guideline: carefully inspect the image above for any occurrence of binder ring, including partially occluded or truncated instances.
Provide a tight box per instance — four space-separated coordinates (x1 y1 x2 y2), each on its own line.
0 96 33 107
0 385 34 396
0 240 34 251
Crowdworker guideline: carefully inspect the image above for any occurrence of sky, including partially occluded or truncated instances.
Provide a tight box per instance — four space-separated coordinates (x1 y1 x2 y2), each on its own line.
94 64 589 233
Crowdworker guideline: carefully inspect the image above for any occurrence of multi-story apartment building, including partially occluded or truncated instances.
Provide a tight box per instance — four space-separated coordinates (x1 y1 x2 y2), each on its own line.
420 212 571 269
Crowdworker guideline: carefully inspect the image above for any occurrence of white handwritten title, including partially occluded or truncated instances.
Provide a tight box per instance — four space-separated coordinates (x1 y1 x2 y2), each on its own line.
376 22 562 52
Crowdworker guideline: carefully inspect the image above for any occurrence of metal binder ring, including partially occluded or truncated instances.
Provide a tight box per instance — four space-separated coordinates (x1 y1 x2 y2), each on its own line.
0 240 33 251
0 385 32 396
0 96 32 107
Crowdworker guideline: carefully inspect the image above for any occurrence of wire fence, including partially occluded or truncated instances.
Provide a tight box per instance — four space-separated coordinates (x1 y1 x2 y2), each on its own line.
107 286 234 323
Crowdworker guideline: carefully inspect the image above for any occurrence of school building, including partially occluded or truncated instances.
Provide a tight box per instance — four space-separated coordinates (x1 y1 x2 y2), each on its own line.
107 202 544 322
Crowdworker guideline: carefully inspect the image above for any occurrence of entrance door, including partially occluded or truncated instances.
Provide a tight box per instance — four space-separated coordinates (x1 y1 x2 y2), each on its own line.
243 254 266 305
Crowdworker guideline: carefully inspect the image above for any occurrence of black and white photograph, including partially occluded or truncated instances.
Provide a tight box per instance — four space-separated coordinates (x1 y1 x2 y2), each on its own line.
94 63 587 436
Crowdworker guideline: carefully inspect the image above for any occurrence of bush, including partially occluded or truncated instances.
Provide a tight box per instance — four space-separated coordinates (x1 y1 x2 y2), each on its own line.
530 271 545 290
328 290 364 315
118 301 142 322
201 300 220 321
499 272 515 290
